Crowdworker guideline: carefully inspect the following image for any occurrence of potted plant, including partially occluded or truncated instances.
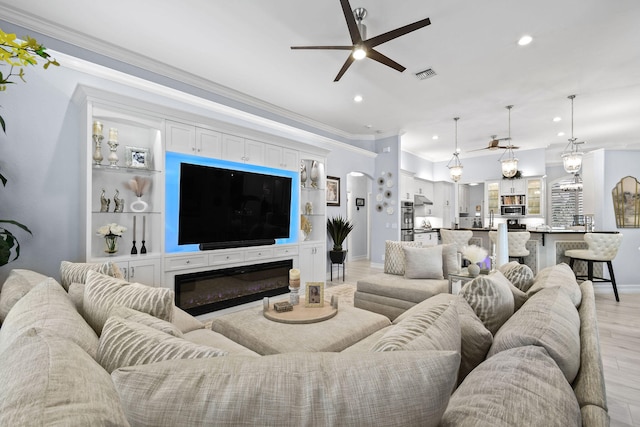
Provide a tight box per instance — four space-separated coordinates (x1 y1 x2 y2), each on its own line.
327 215 354 264
0 28 58 266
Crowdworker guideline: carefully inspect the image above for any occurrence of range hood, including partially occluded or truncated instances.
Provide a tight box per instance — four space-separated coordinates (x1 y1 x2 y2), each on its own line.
414 194 433 206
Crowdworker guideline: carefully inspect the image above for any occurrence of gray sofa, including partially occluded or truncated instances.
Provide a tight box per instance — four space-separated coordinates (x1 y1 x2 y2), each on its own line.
0 260 608 426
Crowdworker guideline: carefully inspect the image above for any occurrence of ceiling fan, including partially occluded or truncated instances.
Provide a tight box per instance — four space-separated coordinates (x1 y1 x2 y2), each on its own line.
290 0 431 82
470 136 520 152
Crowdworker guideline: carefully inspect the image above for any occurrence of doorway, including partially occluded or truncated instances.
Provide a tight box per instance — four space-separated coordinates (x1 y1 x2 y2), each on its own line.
346 172 372 262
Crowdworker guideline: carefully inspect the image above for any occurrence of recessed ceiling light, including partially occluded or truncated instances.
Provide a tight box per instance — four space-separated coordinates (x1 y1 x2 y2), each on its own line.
364 124 373 129
350 172 364 177
432 135 439 140
518 35 533 46
558 132 565 137
354 94 363 103
553 116 562 122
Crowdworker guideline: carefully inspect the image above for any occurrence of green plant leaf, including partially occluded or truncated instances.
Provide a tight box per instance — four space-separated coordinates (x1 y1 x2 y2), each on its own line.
0 219 32 234
0 172 6 186
327 215 354 251
0 114 5 133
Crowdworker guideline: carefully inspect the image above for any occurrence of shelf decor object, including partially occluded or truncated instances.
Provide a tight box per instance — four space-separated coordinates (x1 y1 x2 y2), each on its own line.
92 121 104 166
300 160 307 188
125 146 151 169
113 189 124 213
131 216 138 255
127 176 150 212
107 127 119 168
99 189 110 212
612 175 640 228
96 222 127 255
140 216 147 254
310 161 320 189
289 268 300 306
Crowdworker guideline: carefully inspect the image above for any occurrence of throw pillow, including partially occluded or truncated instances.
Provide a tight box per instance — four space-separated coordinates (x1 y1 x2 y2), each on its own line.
528 263 582 307
441 346 581 427
459 271 514 335
0 269 49 323
370 300 460 353
67 282 85 315
442 243 461 277
97 316 227 373
59 260 123 291
499 261 535 292
454 296 493 384
109 306 184 338
112 351 460 427
83 270 174 335
0 279 99 359
0 329 129 426
384 240 421 275
172 306 206 334
487 286 581 383
403 245 444 279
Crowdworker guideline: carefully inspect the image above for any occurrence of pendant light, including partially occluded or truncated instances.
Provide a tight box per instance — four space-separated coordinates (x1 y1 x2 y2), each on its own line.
562 95 584 174
500 105 518 178
447 117 463 182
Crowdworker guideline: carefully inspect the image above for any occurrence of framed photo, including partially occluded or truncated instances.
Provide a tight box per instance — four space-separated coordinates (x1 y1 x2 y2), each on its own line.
305 282 324 307
355 197 365 207
326 176 340 206
125 146 151 169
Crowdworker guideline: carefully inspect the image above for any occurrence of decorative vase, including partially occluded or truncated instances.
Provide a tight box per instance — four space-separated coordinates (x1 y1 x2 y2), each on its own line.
104 235 119 254
310 161 319 189
468 263 480 277
130 197 148 213
300 161 307 188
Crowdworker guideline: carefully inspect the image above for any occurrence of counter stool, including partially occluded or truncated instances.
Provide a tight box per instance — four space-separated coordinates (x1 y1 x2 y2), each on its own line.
441 229 473 266
565 233 623 302
488 231 531 264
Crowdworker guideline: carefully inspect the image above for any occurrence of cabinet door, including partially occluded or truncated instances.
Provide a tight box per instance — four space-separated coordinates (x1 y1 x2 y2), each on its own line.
424 232 438 247
265 144 282 169
166 121 195 154
196 128 222 158
221 134 246 162
485 181 500 216
281 147 298 171
526 178 543 216
300 243 325 284
123 258 161 286
244 139 265 165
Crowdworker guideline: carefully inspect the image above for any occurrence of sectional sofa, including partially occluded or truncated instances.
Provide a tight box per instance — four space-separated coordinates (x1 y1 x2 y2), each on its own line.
0 258 608 426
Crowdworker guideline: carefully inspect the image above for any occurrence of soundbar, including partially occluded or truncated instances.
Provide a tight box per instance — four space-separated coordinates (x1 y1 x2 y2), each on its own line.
199 239 276 251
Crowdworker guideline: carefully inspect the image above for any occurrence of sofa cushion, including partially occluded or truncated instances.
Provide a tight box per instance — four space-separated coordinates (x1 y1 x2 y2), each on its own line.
453 296 493 384
0 269 49 323
499 261 535 292
357 273 449 305
59 260 123 291
459 271 514 335
97 316 227 373
0 328 129 427
403 245 444 279
488 286 581 383
67 282 85 315
370 299 460 353
182 328 260 357
442 243 461 277
83 270 174 335
112 351 460 427
0 279 99 359
441 346 581 427
384 240 421 275
110 306 184 338
172 306 205 333
528 263 582 306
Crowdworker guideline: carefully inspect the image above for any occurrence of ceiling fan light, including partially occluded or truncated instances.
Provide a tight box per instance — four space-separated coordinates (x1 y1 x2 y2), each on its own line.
352 46 367 60
501 157 519 178
562 151 583 173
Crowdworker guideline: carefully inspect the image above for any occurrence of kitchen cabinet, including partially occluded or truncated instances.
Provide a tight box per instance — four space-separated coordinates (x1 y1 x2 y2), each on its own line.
221 134 265 165
500 179 527 195
526 177 544 216
414 231 438 247
433 181 454 227
400 170 415 200
458 184 470 214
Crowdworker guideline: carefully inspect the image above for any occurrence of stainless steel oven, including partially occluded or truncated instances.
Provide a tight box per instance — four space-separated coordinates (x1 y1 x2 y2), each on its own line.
401 201 414 241
501 205 526 216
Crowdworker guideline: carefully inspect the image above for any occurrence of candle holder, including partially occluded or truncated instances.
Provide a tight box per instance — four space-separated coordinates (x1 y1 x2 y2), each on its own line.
107 139 119 168
92 133 104 166
140 240 147 254
289 286 299 306
131 241 138 254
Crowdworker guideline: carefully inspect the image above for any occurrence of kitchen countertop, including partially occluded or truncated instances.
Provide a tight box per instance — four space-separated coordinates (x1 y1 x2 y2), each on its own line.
442 228 619 234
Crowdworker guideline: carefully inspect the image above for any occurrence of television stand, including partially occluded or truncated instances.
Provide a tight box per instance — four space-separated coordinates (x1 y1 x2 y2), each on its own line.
199 239 275 251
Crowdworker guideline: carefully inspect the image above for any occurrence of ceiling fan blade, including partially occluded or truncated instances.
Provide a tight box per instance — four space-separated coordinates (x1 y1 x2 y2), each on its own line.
365 18 431 48
291 46 353 50
468 147 490 152
334 55 356 82
367 48 405 72
339 0 362 45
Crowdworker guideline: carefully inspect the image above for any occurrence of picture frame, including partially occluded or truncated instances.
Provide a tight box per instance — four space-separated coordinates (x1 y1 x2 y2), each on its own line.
125 146 151 169
355 197 365 207
305 282 324 307
326 176 340 206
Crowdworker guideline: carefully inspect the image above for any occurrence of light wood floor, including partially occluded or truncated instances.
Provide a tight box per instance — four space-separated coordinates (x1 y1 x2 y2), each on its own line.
329 259 640 427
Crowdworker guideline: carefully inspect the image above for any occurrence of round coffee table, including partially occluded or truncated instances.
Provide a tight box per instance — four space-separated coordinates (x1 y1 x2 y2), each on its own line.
263 299 337 324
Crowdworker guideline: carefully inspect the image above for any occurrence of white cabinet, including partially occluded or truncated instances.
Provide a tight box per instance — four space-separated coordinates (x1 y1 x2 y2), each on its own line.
299 242 326 284
500 179 527 195
221 134 265 165
400 171 415 200
458 184 470 214
118 258 162 286
485 180 500 217
433 181 454 226
265 143 298 171
166 120 221 157
414 232 437 247
526 177 544 217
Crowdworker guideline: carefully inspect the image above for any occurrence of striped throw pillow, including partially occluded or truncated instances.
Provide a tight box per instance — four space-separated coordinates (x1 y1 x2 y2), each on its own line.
59 261 123 291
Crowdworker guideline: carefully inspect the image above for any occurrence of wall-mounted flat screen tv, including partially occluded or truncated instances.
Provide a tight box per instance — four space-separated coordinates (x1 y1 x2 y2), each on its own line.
178 162 292 249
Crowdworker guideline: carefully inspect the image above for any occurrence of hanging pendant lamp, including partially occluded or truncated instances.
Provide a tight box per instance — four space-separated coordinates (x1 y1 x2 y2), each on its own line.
562 95 584 174
500 105 518 178
447 117 463 182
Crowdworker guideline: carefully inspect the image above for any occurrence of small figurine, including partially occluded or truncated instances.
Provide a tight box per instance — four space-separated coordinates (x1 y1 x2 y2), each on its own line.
100 189 110 213
113 189 124 213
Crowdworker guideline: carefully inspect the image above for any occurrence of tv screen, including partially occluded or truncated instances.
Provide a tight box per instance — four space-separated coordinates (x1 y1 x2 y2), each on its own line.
178 163 292 248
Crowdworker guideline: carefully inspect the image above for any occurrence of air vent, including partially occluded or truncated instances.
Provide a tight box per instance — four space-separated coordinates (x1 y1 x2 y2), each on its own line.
415 68 437 80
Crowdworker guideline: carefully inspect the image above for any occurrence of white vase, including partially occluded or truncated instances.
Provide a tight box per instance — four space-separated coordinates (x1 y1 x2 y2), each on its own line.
300 161 307 187
310 161 319 189
468 263 480 277
130 197 148 213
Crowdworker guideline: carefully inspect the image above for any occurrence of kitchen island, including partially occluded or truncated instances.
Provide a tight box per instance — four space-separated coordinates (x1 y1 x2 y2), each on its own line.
441 228 619 275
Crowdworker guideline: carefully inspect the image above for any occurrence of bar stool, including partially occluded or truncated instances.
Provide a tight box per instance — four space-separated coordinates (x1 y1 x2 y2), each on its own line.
565 233 623 302
440 229 472 266
488 231 531 263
